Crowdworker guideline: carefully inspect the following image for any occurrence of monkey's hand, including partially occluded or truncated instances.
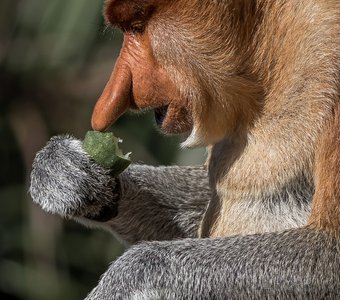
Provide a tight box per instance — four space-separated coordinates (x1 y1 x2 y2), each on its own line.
30 136 211 242
30 135 120 222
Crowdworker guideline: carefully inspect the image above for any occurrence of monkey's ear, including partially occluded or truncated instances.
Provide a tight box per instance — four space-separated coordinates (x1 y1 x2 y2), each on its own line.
104 0 169 29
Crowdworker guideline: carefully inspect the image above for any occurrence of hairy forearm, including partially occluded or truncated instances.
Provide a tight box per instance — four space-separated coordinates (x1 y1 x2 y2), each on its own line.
30 136 211 244
86 227 340 300
104 165 211 243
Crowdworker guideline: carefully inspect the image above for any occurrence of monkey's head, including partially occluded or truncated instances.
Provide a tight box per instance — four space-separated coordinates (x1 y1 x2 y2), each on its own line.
92 0 261 147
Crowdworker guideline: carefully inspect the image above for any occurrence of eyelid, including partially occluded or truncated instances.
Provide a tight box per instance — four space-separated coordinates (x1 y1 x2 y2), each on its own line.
119 21 145 33
130 21 145 33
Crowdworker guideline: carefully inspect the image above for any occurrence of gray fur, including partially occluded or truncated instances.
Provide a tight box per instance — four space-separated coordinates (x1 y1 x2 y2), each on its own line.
100 164 211 242
30 136 120 219
30 136 211 237
86 228 340 299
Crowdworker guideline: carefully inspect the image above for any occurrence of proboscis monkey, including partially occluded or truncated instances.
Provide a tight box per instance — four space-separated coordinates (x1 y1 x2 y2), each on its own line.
30 0 340 298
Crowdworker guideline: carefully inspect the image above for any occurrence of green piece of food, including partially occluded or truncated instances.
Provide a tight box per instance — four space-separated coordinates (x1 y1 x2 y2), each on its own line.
83 131 131 175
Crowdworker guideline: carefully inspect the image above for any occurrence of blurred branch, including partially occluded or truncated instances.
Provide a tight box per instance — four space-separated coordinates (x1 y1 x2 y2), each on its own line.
9 100 63 300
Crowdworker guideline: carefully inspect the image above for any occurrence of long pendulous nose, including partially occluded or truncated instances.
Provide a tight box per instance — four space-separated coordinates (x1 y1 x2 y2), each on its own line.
91 55 132 132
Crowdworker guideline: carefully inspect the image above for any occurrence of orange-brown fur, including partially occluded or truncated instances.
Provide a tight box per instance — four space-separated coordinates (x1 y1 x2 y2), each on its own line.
96 0 340 238
309 102 340 233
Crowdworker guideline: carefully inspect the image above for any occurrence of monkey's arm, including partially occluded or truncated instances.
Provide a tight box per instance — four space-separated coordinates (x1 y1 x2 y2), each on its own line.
85 228 340 300
30 136 211 243
106 164 210 242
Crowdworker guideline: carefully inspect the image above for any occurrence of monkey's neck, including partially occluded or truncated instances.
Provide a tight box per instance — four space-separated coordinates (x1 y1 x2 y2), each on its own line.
208 172 314 238
201 107 326 238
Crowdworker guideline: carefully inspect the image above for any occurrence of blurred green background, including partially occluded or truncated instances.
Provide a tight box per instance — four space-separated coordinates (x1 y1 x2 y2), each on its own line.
0 1 205 299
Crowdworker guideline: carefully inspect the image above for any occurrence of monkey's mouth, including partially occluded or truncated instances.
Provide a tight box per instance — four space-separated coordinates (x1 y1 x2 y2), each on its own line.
154 104 193 134
154 105 169 127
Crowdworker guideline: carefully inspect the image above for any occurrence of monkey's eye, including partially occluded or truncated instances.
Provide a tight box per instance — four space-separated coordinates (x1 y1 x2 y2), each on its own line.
120 21 145 34
130 21 145 33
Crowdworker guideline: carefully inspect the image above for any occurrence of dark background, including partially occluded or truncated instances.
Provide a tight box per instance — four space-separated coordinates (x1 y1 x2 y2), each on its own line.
0 1 205 299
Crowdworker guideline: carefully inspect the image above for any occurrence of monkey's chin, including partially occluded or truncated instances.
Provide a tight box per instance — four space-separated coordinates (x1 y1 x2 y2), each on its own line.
180 127 204 148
